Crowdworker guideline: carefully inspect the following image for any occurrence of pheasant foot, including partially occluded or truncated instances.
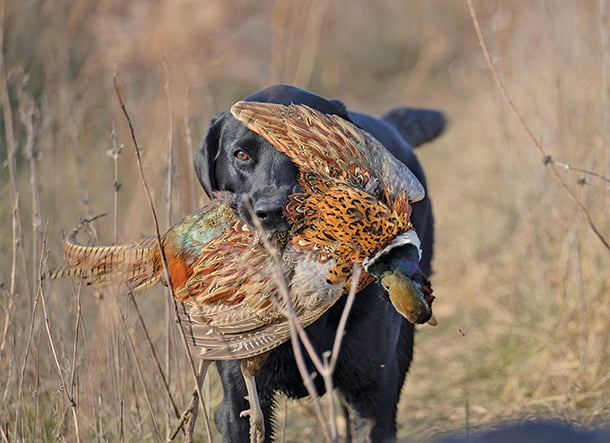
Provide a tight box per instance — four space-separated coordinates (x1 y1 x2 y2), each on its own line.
240 360 265 443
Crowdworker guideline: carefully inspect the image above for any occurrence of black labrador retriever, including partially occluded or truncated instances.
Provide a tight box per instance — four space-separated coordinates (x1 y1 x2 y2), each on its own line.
194 84 445 442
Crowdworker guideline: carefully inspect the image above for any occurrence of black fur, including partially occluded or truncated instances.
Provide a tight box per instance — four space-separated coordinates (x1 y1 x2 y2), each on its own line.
194 84 445 442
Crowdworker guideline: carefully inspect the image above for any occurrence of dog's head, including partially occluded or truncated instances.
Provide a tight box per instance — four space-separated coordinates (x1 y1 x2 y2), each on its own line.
194 84 351 233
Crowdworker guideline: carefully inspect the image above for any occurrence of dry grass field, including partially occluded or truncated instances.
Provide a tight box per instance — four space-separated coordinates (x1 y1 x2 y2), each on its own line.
1 1 609 441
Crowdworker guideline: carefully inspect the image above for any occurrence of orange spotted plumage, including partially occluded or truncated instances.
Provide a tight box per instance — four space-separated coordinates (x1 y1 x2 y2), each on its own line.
230 101 423 293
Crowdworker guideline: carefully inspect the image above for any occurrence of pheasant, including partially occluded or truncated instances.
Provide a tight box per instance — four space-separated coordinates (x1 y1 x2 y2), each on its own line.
50 191 348 442
49 193 347 360
49 101 435 442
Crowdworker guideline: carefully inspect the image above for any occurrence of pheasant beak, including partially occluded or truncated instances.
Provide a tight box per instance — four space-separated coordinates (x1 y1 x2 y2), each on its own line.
379 271 437 326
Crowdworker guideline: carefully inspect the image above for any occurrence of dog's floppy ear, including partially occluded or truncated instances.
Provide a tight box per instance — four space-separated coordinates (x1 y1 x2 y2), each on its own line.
194 112 225 199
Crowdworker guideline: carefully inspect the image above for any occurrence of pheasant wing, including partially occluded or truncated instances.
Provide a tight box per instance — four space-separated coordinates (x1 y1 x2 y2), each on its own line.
180 248 345 360
230 101 425 203
161 194 288 334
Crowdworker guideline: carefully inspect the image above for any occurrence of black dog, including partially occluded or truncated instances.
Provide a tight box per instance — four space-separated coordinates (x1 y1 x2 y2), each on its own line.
194 84 445 442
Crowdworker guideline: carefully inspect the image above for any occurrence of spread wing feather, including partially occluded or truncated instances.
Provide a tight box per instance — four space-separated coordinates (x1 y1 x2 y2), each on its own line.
230 100 425 203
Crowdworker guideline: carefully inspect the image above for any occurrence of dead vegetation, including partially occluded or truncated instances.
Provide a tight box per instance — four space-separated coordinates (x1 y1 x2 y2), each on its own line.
1 1 608 441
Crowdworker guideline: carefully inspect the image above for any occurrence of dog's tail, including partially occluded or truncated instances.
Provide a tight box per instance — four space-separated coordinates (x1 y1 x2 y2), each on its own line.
381 107 446 148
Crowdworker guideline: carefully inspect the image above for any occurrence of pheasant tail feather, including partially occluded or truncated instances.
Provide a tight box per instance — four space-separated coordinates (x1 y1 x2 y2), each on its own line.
49 228 162 292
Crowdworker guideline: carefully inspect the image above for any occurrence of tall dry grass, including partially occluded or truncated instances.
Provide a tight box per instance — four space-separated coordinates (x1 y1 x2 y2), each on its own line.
1 1 608 441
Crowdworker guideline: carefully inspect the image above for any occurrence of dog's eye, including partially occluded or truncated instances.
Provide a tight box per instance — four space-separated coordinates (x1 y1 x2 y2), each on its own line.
234 149 250 162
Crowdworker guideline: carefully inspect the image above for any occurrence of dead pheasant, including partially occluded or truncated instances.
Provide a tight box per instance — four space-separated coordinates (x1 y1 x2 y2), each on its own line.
231 100 435 325
49 193 346 360
50 192 348 442
50 101 435 442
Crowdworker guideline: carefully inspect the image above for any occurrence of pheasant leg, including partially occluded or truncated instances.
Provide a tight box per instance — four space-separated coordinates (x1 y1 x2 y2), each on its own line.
239 360 265 443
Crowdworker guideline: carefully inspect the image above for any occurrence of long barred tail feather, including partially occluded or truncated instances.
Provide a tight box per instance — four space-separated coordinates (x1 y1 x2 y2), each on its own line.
48 219 163 293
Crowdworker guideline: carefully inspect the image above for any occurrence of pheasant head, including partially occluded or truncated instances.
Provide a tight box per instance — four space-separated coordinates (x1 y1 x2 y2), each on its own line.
365 239 436 325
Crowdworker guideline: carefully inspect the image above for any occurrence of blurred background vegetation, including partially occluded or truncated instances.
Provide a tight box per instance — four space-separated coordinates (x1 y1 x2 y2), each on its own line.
1 0 609 441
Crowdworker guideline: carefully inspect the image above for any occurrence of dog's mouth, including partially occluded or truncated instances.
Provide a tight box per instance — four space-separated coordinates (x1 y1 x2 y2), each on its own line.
239 198 291 234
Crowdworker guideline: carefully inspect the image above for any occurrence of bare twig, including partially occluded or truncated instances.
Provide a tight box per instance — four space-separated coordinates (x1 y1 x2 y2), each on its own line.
0 10 32 403
247 209 365 443
600 0 610 172
68 257 83 439
247 215 332 441
121 311 162 442
2 60 36 443
15 224 43 440
0 282 14 404
168 352 210 442
164 63 176 439
112 75 163 246
543 156 610 189
293 0 329 87
323 264 361 435
16 72 43 283
183 88 197 210
600 0 610 235
327 265 361 374
466 0 610 252
0 424 9 443
181 87 215 433
0 0 19 298
128 295 182 419
106 117 126 439
38 221 81 440
107 121 123 243
112 74 213 441
273 275 334 443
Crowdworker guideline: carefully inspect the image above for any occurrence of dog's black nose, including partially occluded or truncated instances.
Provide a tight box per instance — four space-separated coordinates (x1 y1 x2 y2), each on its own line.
253 198 285 223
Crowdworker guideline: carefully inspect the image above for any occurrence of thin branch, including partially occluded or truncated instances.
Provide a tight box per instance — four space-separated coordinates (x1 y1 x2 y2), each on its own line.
15 226 43 440
68 255 83 440
38 221 81 440
0 5 31 359
164 63 175 226
600 0 610 171
183 87 197 211
327 265 361 375
0 0 19 298
168 353 210 442
163 62 176 439
320 264 361 442
122 313 162 442
128 294 181 419
466 0 610 252
293 0 329 88
16 72 43 283
108 120 123 244
248 211 335 442
0 424 8 443
112 74 212 441
543 156 610 188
